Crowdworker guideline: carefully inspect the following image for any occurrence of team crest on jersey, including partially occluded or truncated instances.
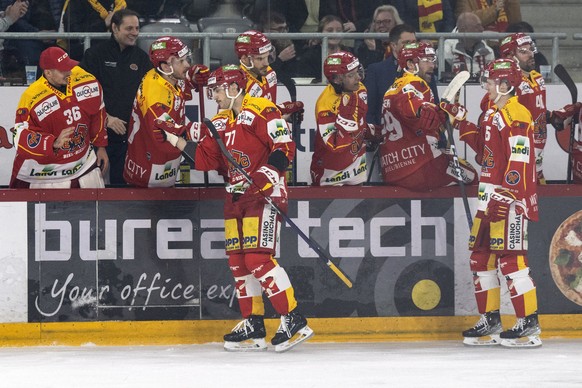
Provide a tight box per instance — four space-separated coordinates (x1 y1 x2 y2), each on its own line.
509 135 531 162
27 132 42 148
34 96 60 122
518 81 533 95
62 126 86 153
481 145 494 172
74 82 99 101
506 170 521 185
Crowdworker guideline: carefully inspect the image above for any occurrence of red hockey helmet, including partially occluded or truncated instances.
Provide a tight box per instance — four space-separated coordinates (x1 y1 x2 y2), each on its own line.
499 33 536 57
149 36 191 68
323 51 361 81
397 41 436 71
207 64 247 96
483 58 522 90
235 30 272 57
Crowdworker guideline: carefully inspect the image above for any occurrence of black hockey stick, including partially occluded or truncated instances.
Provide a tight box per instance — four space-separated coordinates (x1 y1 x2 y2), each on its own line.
440 71 473 230
278 74 299 185
201 118 353 288
554 64 579 184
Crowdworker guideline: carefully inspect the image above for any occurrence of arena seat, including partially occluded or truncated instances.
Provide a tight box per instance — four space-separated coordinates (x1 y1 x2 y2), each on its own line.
197 17 254 69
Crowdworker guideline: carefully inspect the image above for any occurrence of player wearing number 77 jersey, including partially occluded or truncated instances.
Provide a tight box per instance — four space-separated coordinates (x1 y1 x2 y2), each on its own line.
152 65 313 352
379 42 476 190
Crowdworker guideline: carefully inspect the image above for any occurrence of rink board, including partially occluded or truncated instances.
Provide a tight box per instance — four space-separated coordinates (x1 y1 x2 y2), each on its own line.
0 185 582 345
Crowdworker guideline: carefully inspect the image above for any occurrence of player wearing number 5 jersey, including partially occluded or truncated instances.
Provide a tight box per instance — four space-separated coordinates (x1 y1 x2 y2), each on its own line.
380 42 476 190
10 47 108 189
444 59 541 347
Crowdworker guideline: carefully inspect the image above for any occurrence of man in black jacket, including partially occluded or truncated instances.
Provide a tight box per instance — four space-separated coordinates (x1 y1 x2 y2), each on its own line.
80 8 152 186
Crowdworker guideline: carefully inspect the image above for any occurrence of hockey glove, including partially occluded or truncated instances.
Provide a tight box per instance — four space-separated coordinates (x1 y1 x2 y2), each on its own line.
277 101 304 116
417 102 445 134
484 188 525 222
186 64 210 92
337 92 362 132
548 102 582 131
154 118 187 136
365 123 384 145
439 102 467 128
248 164 281 197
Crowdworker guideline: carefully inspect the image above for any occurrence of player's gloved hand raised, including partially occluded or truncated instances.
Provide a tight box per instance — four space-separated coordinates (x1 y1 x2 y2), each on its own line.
186 64 210 92
549 102 582 131
153 118 187 136
484 188 524 222
153 119 184 147
248 164 281 197
337 92 362 132
278 101 304 123
417 102 445 134
439 102 467 128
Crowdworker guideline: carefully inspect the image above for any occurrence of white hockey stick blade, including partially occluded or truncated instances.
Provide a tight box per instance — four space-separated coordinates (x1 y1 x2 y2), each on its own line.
441 70 471 103
463 334 501 346
500 336 542 348
274 326 314 353
224 338 268 352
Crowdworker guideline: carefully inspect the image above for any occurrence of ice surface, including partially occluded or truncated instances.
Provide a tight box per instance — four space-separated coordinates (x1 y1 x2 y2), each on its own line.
0 339 581 387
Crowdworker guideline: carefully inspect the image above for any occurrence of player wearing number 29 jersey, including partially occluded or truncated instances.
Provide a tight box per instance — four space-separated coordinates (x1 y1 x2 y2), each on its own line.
10 47 108 188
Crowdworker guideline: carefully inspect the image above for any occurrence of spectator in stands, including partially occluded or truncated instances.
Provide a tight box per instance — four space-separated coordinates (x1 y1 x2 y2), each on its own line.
258 10 299 81
294 14 352 81
455 0 521 32
80 9 152 186
0 0 28 78
356 5 402 70
1 0 63 69
442 12 494 82
61 0 127 60
506 21 549 73
393 0 455 33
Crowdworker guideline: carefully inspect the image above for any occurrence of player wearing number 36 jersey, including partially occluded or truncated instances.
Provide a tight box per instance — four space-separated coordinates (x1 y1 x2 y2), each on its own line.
10 47 108 189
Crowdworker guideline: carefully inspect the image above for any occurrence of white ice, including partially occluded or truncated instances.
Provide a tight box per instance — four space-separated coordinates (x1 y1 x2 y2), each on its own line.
0 339 581 387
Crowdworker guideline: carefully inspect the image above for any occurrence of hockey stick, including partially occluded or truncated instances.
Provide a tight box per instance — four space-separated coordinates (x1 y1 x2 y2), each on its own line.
201 117 353 288
554 64 579 184
278 74 299 185
440 71 473 230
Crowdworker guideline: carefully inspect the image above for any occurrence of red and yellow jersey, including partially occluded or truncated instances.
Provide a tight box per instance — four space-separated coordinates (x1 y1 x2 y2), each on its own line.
478 70 547 175
123 68 193 188
379 72 441 183
475 96 538 221
310 83 369 186
240 65 278 102
195 95 295 195
11 66 107 184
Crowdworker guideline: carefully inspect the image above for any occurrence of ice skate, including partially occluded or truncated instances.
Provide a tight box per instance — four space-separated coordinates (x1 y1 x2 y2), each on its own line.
462 310 502 346
500 313 542 348
223 315 267 352
271 310 314 353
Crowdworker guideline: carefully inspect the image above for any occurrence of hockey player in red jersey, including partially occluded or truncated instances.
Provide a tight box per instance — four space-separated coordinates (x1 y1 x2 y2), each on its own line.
379 42 476 190
153 65 313 352
441 59 542 347
10 47 108 188
310 51 381 186
235 30 303 121
123 36 209 187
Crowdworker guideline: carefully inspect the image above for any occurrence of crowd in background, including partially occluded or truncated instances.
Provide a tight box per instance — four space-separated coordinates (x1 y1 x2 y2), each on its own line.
0 0 528 82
